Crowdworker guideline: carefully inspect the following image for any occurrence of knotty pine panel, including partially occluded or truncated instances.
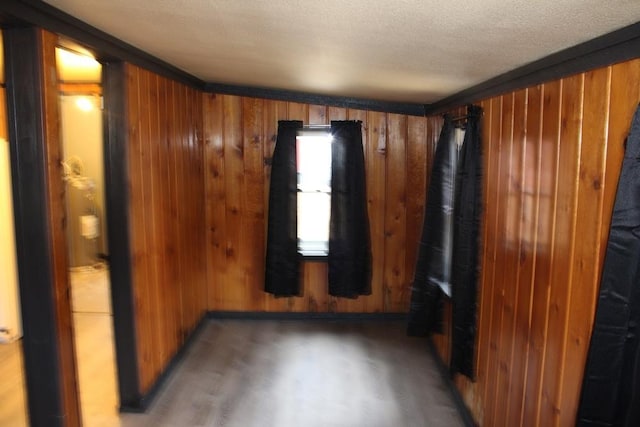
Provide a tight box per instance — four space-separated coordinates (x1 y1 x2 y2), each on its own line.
431 58 640 426
125 64 207 393
203 94 432 313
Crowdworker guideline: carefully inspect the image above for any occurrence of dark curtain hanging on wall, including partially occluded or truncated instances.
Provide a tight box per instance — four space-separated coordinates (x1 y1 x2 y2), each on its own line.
407 115 458 336
328 120 372 298
577 105 640 427
450 105 483 379
265 120 303 297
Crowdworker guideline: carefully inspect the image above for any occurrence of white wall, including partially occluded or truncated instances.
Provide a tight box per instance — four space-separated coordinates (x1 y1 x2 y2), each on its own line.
0 137 21 342
60 95 106 266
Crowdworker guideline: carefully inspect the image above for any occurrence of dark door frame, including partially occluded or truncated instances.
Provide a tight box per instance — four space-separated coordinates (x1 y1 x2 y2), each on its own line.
102 60 141 408
3 25 142 425
4 26 82 427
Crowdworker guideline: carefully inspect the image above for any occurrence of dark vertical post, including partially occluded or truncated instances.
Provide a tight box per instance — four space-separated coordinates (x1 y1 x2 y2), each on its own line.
3 26 80 427
102 61 142 409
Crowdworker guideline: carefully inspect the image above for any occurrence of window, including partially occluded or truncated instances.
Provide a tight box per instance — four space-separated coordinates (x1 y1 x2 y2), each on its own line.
296 128 332 257
438 126 465 297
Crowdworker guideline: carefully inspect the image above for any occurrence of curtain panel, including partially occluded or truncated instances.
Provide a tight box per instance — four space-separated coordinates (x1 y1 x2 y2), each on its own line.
577 104 640 427
450 105 483 379
265 120 303 297
407 116 458 336
328 120 372 298
407 106 483 381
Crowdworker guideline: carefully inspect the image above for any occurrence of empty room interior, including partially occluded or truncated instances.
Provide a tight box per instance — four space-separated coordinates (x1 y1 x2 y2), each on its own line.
1 1 640 426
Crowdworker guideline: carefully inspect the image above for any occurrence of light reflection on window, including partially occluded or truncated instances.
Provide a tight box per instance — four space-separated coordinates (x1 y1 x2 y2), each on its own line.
296 131 332 256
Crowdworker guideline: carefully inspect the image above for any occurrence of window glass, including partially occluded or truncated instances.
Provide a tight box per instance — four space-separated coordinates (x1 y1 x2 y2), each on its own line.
296 131 332 256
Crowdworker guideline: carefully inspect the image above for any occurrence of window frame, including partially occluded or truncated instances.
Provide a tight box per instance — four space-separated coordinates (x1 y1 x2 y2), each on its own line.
296 126 332 261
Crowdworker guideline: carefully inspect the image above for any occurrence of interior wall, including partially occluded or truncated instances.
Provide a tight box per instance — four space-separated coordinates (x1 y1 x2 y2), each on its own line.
60 94 106 266
125 64 207 393
431 58 640 426
203 94 435 313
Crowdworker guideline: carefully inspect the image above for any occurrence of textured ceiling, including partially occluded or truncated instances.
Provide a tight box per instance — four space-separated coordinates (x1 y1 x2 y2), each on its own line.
44 0 640 103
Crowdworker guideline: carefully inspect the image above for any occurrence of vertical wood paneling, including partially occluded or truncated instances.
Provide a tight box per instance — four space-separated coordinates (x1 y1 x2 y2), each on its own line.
506 84 542 427
485 93 513 427
558 67 610 426
404 116 427 313
493 89 526 427
204 93 226 309
242 97 266 311
365 111 388 313
126 64 207 394
383 114 408 312
204 97 428 313
222 96 244 310
538 73 584 427
127 66 154 387
434 58 640 427
522 79 561 427
41 29 82 427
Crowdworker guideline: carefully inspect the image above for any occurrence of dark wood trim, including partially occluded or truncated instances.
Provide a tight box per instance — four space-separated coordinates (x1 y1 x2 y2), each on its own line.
208 311 408 321
205 82 426 116
426 21 640 115
102 60 142 409
0 0 204 90
4 26 72 427
427 338 476 427
119 313 209 412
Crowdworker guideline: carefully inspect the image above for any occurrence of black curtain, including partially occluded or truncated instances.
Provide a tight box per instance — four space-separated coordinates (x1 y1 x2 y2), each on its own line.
577 104 640 427
450 105 483 379
328 120 372 298
407 115 458 336
265 120 303 297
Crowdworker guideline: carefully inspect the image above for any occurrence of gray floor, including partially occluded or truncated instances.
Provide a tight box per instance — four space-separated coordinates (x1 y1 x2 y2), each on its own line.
2 275 464 427
120 320 464 427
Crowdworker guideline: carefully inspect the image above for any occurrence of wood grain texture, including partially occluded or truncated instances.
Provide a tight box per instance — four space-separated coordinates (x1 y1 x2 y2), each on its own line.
41 29 82 427
125 64 207 394
431 58 640 426
383 114 408 313
203 95 430 313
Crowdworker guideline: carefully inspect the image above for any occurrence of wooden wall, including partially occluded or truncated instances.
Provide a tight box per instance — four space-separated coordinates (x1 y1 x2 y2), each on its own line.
432 58 640 426
125 64 208 393
203 94 435 313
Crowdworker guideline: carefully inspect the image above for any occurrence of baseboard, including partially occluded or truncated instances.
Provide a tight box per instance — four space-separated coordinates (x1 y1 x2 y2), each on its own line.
427 338 477 427
119 312 208 413
207 310 408 321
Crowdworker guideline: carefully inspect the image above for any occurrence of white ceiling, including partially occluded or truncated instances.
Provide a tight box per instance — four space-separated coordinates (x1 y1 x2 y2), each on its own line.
44 0 640 104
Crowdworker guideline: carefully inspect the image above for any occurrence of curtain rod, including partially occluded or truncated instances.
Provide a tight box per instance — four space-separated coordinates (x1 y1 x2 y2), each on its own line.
450 114 469 122
304 124 331 129
446 104 482 122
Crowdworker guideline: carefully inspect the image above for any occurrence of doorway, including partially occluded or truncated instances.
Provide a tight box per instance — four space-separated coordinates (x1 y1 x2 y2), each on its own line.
56 43 119 426
0 28 29 427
